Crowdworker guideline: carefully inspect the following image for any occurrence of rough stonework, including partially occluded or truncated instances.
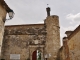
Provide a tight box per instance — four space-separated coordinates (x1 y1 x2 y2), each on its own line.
0 2 61 60
67 25 80 60
1 1 80 60
45 15 60 60
1 15 60 60
0 1 14 59
0 1 7 45
56 46 64 60
0 0 8 56
62 25 80 60
1 24 46 60
63 37 70 60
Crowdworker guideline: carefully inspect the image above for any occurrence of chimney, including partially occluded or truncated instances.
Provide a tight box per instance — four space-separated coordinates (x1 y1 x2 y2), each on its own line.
63 37 70 60
65 31 73 37
63 37 68 47
46 7 51 17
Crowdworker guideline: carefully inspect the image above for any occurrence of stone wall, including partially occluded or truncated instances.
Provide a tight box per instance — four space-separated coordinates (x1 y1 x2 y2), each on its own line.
1 24 46 60
56 46 64 60
4 24 45 35
2 35 29 60
45 15 60 60
68 29 80 60
0 4 7 55
1 15 61 60
63 37 70 60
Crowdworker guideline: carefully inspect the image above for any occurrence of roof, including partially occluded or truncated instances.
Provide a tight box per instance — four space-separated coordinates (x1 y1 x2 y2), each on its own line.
0 0 11 12
5 23 44 27
68 25 80 40
65 31 73 34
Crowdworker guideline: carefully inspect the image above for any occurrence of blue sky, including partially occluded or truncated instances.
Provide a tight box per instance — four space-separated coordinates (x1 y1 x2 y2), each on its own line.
5 0 80 45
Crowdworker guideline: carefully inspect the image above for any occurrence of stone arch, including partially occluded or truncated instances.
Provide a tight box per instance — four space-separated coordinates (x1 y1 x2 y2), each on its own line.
32 49 43 60
29 45 44 60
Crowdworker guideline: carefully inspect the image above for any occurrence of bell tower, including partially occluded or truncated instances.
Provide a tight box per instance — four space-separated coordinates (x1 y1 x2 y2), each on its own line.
46 7 50 17
44 7 60 60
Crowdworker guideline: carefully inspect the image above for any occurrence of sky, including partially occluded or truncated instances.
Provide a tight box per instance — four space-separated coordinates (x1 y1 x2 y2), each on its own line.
5 0 80 45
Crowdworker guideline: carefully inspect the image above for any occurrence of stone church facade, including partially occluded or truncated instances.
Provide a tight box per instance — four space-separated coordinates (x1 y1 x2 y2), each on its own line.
1 15 60 60
1 24 46 60
1 0 80 60
0 1 60 60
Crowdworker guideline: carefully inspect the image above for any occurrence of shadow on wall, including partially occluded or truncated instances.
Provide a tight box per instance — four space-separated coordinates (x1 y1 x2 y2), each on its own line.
56 46 63 60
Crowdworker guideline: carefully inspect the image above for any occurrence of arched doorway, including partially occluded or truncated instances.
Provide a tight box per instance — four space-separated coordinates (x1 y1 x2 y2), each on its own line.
32 50 42 60
32 50 37 60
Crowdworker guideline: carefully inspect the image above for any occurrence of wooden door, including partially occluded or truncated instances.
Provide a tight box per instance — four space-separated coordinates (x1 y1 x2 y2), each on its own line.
32 50 37 60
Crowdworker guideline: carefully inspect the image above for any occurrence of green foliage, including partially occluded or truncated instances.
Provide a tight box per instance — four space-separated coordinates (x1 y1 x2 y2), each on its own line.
38 51 41 60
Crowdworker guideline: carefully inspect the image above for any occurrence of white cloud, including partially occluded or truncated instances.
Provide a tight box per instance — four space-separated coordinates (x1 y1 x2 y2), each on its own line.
66 13 80 24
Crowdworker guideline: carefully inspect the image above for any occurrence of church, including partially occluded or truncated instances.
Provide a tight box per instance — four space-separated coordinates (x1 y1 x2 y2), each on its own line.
1 14 60 60
0 0 80 60
0 0 60 60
